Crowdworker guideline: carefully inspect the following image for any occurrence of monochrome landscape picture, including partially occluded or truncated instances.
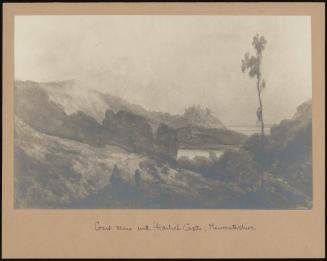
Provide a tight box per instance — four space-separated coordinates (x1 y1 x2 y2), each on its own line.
14 16 312 209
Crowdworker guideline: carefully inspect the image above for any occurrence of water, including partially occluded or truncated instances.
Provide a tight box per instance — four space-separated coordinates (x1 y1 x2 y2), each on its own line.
177 125 272 160
228 126 271 136
177 149 225 160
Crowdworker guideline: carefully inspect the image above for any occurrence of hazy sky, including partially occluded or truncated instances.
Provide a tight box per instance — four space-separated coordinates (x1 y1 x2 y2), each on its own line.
15 15 312 125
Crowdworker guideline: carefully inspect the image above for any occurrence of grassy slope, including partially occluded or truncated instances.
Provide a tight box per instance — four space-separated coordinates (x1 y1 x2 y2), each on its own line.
15 116 246 208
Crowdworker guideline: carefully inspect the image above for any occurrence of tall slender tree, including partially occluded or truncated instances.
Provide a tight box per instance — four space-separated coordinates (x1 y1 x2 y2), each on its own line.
241 34 267 140
241 34 267 187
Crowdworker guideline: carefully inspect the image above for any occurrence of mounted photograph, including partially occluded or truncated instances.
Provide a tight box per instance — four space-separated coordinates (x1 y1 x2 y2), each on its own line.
14 15 312 209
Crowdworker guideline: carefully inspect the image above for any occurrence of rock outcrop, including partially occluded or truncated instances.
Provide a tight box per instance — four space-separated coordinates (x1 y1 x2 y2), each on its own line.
102 110 154 153
154 123 178 160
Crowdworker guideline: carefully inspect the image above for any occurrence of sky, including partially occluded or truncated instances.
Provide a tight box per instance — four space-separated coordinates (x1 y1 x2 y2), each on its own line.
15 15 312 126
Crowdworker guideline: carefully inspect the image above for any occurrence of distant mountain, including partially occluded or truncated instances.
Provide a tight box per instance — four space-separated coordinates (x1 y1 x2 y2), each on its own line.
183 105 225 129
14 80 226 130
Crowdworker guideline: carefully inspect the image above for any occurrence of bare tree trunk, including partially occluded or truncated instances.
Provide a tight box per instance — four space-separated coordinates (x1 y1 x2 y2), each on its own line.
257 78 264 140
257 76 265 189
257 54 265 141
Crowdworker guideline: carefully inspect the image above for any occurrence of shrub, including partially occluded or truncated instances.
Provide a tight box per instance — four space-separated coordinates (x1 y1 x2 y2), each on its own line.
217 150 261 191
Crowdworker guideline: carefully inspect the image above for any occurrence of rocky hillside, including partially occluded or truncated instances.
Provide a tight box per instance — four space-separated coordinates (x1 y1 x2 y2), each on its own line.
14 81 176 159
15 80 225 130
14 80 245 154
183 105 225 129
243 99 313 200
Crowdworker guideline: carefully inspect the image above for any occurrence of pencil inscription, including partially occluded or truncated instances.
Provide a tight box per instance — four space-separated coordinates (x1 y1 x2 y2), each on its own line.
93 222 256 232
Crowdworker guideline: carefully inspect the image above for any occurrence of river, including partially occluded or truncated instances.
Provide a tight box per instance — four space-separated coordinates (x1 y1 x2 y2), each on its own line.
177 145 239 160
